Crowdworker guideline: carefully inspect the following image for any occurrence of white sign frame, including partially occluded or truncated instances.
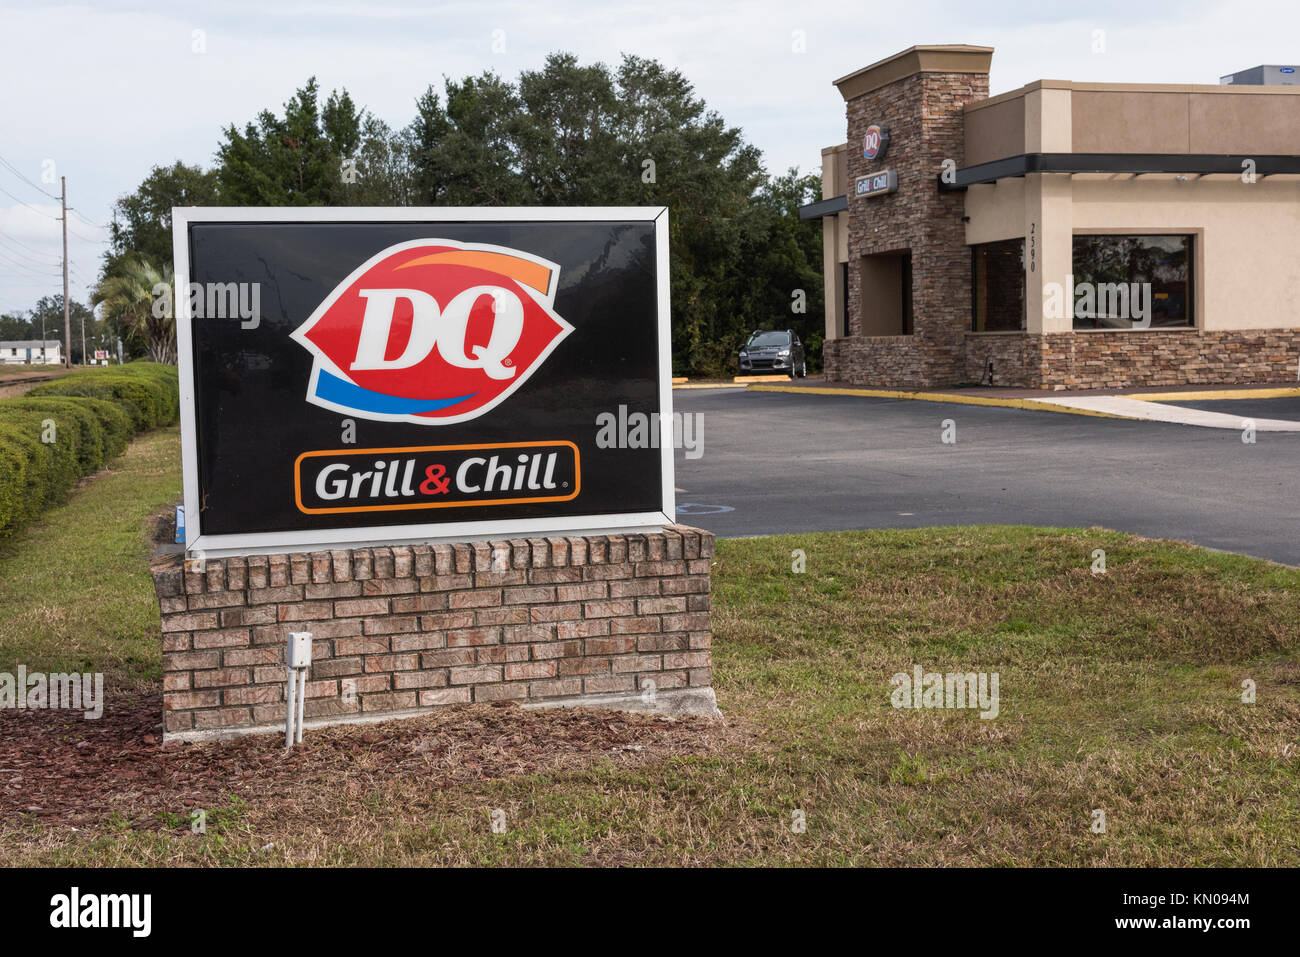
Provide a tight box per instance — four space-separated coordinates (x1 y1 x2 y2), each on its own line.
172 206 675 557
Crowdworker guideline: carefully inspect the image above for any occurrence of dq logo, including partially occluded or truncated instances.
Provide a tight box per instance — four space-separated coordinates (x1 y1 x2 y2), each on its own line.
862 123 890 161
291 239 573 424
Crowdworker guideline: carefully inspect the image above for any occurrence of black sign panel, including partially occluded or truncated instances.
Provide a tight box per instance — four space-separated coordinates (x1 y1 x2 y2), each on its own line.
174 210 673 554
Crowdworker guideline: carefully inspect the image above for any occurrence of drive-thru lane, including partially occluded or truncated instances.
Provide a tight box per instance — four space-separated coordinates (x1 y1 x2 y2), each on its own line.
672 388 1300 565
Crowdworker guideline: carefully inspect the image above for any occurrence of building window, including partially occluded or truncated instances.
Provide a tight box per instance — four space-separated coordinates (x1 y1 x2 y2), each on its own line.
971 239 1025 332
1072 234 1194 329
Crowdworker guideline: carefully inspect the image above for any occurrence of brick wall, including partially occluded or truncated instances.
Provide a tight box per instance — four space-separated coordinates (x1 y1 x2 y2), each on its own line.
965 329 1300 389
151 526 716 741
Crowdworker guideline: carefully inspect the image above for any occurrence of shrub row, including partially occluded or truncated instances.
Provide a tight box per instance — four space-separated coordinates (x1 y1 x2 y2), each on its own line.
0 363 179 538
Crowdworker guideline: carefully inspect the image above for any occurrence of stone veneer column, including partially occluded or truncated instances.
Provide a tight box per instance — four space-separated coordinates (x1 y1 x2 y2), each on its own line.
837 46 992 388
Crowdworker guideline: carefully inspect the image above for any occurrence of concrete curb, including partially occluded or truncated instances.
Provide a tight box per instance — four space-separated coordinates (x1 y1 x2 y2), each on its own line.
746 383 1300 431
164 688 722 744
746 383 1124 419
1125 387 1300 402
523 686 721 718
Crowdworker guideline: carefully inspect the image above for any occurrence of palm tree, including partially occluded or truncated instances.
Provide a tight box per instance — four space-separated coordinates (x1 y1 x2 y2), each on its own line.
93 258 176 364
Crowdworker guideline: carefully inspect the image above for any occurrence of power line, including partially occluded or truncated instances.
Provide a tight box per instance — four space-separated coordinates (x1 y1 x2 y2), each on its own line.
0 183 62 220
0 236 62 268
0 251 63 279
0 261 61 280
0 244 61 271
0 152 62 201
67 224 109 244
68 207 107 229
0 275 61 286
0 230 60 258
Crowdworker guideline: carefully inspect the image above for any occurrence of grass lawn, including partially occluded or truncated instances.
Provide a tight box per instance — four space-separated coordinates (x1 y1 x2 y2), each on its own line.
0 366 70 399
1 426 1297 866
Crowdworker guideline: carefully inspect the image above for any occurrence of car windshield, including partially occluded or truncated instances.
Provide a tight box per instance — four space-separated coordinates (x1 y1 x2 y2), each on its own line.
747 332 790 348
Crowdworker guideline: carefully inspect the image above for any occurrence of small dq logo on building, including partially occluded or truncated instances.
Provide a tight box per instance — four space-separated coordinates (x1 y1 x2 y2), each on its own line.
862 123 890 161
291 239 573 425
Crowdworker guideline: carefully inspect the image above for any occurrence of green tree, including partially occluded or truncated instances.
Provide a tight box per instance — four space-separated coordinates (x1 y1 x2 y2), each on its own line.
406 86 451 204
24 295 99 364
415 73 534 205
103 161 219 279
217 78 342 205
515 54 626 204
92 259 175 364
0 313 33 340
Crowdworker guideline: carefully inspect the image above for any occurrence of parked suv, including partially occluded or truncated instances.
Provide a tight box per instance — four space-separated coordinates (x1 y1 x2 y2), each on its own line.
738 329 806 378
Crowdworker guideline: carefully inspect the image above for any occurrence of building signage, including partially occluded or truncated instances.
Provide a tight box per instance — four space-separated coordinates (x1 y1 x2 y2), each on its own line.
855 170 898 198
173 208 674 555
862 123 891 160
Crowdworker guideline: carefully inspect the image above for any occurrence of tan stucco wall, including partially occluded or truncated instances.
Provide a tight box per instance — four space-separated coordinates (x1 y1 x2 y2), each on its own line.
964 179 1026 244
1027 174 1074 334
822 212 848 338
966 80 1300 163
820 144 851 338
964 97 1023 166
822 143 848 199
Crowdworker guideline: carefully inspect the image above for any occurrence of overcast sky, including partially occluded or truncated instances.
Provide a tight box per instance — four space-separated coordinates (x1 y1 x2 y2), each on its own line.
1 0 1296 314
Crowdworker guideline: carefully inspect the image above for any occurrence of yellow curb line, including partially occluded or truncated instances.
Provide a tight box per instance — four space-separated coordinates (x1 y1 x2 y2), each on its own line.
671 377 688 384
673 382 749 390
732 375 794 384
1125 387 1300 402
746 384 1127 419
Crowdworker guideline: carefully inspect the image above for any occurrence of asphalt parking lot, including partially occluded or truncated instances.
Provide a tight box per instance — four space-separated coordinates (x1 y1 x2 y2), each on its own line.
672 387 1300 565
1150 396 1300 421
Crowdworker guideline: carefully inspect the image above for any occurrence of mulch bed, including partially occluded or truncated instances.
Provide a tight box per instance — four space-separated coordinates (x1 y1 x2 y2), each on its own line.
1 694 739 831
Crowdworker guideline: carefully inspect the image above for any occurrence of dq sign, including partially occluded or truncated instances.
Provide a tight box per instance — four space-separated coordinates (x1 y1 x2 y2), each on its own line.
173 208 673 555
862 123 890 161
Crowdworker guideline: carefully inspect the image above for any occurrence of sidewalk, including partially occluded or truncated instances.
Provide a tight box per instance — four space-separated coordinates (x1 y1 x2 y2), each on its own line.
744 377 1300 431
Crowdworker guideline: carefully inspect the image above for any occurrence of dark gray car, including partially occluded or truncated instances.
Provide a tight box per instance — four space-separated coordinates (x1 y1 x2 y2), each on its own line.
737 329 806 378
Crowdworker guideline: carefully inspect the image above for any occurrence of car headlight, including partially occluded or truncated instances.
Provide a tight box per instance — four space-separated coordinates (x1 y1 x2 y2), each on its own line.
739 351 748 357
778 349 791 357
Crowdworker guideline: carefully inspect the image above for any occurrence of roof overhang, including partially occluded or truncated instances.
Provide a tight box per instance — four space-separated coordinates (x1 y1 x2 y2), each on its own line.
834 44 993 101
798 196 848 219
940 152 1300 189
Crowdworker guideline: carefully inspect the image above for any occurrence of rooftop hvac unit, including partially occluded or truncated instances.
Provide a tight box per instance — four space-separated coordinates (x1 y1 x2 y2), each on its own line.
1219 65 1299 86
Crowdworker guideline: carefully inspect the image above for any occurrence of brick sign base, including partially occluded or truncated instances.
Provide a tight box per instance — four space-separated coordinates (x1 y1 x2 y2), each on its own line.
151 526 718 742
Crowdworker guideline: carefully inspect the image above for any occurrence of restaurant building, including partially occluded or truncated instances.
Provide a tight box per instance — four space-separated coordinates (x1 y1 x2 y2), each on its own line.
801 45 1300 389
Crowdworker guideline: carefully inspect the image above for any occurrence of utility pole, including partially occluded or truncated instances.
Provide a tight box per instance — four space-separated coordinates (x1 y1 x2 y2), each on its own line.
61 176 70 367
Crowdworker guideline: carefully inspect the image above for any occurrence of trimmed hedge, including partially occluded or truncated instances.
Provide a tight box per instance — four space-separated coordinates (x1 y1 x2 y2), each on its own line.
0 363 179 538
